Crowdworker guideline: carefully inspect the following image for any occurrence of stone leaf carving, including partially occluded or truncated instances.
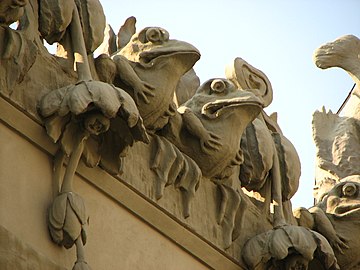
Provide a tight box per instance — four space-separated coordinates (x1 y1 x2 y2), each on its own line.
226 57 273 107
94 23 117 56
149 135 201 218
39 80 148 174
39 0 105 54
0 0 38 96
242 225 339 270
226 57 301 226
163 78 263 248
117 16 136 51
75 0 106 54
38 0 73 44
174 68 200 106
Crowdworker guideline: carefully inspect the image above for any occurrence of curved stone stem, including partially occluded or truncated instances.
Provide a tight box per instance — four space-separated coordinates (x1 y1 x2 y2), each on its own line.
69 2 92 82
75 237 86 262
271 148 286 227
61 135 87 193
53 150 65 197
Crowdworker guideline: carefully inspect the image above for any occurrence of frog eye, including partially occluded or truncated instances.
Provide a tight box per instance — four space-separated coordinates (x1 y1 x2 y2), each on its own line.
146 28 162 43
342 182 357 197
210 79 226 93
159 28 169 41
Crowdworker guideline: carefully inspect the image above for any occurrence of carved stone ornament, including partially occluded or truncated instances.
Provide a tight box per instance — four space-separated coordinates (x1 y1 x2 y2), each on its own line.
1 0 358 269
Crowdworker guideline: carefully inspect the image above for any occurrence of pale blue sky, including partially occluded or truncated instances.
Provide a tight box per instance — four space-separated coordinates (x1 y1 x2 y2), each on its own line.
99 0 360 208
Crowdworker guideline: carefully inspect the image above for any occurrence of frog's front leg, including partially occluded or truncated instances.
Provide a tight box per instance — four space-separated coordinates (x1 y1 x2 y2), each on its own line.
294 206 349 254
112 54 155 104
309 206 349 254
179 107 222 154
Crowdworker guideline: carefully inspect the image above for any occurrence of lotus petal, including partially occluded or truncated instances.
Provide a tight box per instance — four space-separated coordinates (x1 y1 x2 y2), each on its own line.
243 225 338 270
60 120 83 156
39 85 68 117
116 89 140 127
268 226 291 260
48 193 68 229
82 136 101 167
312 231 340 270
63 204 82 248
242 230 272 269
67 193 88 226
40 81 129 118
44 114 71 143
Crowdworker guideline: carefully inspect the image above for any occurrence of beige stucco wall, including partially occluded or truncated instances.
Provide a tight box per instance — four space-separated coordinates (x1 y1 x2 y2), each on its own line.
0 97 243 269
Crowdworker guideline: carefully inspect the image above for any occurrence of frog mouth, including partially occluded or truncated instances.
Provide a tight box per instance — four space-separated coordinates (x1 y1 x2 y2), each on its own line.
139 40 200 66
334 203 360 217
140 50 200 64
201 97 262 119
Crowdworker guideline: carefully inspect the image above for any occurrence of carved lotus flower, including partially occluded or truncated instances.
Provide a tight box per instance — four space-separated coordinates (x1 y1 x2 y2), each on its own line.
242 225 339 270
40 80 139 122
48 192 88 249
39 80 149 173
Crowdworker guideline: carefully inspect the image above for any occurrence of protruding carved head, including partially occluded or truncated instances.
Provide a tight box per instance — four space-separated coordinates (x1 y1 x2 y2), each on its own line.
186 78 263 120
313 35 360 71
119 27 200 70
319 175 360 218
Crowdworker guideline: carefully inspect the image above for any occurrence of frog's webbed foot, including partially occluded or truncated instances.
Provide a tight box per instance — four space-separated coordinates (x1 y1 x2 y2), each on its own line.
331 234 349 254
200 132 222 154
133 80 155 104
215 180 241 249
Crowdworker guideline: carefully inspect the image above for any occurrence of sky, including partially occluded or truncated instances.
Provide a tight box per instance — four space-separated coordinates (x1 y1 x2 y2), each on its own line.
97 0 360 208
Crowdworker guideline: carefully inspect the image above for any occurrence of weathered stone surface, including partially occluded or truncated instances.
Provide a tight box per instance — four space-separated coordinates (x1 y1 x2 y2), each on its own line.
3 0 353 269
0 225 66 270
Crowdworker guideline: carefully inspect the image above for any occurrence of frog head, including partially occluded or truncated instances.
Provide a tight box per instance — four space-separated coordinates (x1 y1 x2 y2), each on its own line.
120 27 200 73
186 78 263 122
319 175 360 219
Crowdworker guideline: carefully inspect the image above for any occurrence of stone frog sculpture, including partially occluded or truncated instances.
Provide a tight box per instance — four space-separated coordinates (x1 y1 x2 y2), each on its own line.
106 26 201 132
294 175 360 270
95 25 205 216
162 78 263 248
